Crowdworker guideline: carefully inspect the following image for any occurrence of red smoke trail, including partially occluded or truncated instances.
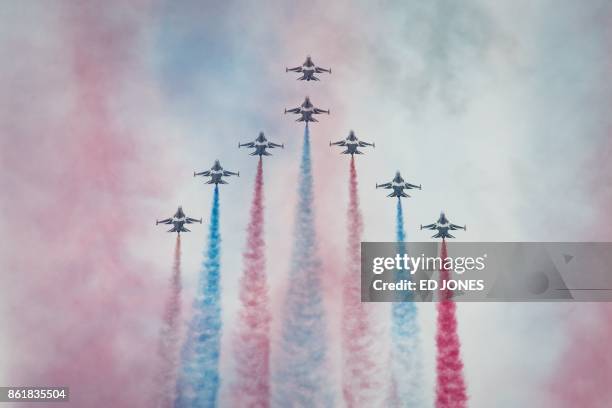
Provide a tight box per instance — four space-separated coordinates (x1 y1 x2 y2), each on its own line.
232 159 271 407
154 235 182 408
436 240 468 408
341 157 384 407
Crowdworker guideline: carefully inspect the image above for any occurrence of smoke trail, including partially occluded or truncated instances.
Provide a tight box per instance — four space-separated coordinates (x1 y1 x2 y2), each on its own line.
153 235 183 408
3 3 166 406
435 240 468 408
232 159 271 407
342 157 385 407
389 199 424 407
273 124 333 407
176 186 222 407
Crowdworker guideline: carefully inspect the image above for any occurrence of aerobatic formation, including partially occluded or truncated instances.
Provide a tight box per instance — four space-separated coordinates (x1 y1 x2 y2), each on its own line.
153 54 468 407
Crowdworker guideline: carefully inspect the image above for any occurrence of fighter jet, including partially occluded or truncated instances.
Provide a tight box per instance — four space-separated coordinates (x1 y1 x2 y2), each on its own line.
286 55 331 81
284 96 330 123
194 160 239 185
239 132 284 157
376 171 421 198
421 212 466 239
330 130 375 156
156 206 202 234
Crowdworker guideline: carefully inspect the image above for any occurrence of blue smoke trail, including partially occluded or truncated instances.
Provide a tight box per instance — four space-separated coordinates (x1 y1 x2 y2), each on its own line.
273 124 333 407
390 199 424 407
175 186 222 408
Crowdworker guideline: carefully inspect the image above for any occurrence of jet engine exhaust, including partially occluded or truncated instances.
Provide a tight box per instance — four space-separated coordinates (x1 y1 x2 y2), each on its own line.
176 186 222 407
342 157 386 407
152 235 183 408
232 158 272 406
273 124 333 406
389 199 424 406
435 240 468 408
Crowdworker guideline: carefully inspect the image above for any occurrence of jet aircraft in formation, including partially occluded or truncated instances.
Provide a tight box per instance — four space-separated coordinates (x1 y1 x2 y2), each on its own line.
194 160 239 185
156 206 202 234
286 55 331 81
376 171 421 198
330 130 375 156
421 212 466 239
284 96 330 123
239 132 284 156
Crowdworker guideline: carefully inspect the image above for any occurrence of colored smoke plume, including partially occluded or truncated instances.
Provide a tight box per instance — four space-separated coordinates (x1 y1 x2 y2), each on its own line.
176 186 222 407
3 3 162 406
153 235 183 408
435 240 468 408
389 199 424 407
273 125 333 406
341 157 386 407
232 159 272 407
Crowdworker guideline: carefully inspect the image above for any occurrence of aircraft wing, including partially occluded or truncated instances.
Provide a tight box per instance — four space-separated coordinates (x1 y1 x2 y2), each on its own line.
358 141 374 147
404 182 421 190
157 218 172 225
330 140 346 146
449 223 466 230
421 223 437 230
186 217 202 224
268 142 283 148
313 108 329 114
223 170 239 176
239 142 255 148
315 67 331 73
286 66 302 72
194 170 211 177
376 182 392 189
285 107 301 114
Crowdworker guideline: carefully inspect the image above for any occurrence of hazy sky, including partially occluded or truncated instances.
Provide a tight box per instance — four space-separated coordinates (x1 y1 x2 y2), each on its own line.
1 1 611 406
